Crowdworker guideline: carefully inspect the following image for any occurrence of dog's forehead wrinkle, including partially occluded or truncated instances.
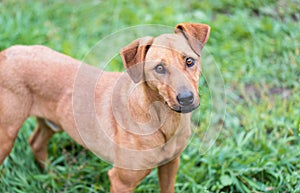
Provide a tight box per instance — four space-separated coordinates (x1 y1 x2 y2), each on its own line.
154 34 186 48
152 34 198 59
153 33 200 58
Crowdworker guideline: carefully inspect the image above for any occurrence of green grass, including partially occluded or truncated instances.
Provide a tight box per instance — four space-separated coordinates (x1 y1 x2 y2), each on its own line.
1 0 300 192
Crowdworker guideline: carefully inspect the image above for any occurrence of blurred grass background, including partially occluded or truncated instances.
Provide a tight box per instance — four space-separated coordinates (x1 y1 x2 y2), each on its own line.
0 0 300 192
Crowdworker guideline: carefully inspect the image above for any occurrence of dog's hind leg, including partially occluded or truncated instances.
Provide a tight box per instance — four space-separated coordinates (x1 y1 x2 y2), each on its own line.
0 126 18 164
28 118 57 170
0 87 31 164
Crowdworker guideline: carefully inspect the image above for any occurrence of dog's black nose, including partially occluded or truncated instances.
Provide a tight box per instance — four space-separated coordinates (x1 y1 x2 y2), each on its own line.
176 91 194 106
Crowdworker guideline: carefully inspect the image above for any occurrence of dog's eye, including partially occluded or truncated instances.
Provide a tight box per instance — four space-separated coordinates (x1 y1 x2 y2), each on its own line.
186 57 195 67
155 64 166 74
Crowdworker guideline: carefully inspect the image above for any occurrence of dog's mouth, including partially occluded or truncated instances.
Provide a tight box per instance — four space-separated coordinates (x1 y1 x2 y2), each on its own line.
169 103 199 114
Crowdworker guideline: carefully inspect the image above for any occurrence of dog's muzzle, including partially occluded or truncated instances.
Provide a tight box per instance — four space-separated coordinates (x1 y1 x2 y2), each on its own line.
170 91 199 113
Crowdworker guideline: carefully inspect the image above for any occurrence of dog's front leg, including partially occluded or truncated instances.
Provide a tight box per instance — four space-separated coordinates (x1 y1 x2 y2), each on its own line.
158 157 180 193
108 167 151 193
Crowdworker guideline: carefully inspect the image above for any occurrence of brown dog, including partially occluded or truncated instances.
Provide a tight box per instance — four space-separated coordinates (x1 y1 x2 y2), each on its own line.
0 23 210 192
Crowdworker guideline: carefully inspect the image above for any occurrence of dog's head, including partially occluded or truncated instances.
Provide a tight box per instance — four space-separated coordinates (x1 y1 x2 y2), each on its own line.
121 23 210 113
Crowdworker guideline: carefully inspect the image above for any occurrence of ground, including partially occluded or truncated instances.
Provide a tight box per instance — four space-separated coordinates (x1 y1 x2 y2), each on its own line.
0 0 299 192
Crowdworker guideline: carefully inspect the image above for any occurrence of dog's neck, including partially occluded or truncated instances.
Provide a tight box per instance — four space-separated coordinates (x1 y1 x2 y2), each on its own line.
128 81 185 140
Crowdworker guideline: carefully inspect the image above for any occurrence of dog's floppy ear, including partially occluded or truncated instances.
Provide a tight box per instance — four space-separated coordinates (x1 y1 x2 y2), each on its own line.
174 23 210 56
120 36 154 83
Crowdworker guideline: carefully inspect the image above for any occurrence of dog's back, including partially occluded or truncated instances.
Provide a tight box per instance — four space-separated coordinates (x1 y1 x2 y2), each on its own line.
0 45 79 94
